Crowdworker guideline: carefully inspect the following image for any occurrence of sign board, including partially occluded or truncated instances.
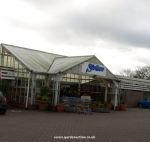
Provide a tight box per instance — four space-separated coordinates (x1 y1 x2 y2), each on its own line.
0 69 15 80
82 62 106 76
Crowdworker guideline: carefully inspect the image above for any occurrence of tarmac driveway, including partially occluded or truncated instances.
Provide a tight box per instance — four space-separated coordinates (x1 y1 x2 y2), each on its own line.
0 108 150 142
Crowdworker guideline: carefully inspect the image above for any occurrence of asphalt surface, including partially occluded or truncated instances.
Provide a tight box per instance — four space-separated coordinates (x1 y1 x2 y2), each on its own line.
0 108 150 142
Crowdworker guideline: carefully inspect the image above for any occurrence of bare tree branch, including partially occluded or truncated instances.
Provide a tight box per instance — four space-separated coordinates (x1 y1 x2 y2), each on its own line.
119 65 150 80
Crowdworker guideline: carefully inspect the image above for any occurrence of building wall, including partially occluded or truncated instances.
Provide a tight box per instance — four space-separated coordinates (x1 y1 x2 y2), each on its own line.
66 57 116 80
121 89 150 107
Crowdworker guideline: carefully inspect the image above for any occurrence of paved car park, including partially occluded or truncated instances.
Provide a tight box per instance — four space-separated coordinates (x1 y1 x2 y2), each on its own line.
0 109 150 142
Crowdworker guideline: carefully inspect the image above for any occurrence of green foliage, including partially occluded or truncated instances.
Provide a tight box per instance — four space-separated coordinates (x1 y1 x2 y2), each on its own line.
40 86 49 96
36 86 51 102
41 95 49 101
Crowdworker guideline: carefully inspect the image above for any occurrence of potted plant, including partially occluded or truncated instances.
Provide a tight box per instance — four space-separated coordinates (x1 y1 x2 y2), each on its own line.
119 94 128 110
119 102 128 110
55 98 64 112
56 103 64 112
36 86 50 110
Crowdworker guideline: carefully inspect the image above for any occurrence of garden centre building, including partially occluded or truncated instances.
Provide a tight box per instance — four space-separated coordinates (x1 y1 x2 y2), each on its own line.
0 43 150 109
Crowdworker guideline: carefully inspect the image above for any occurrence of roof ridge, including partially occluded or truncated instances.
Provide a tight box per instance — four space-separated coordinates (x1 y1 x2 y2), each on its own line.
1 43 64 57
53 55 95 59
67 55 95 58
48 55 95 74
46 56 67 72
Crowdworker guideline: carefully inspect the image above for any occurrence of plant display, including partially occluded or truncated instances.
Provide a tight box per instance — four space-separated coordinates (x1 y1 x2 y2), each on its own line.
36 86 51 110
36 86 49 101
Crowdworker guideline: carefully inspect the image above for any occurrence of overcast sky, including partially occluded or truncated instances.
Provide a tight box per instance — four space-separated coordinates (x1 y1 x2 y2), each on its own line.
0 0 150 74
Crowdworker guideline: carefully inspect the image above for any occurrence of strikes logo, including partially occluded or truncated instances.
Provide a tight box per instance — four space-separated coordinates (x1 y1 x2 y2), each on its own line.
86 63 104 73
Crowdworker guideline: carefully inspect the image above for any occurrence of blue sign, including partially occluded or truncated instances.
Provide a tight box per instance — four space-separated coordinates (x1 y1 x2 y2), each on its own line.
86 63 104 73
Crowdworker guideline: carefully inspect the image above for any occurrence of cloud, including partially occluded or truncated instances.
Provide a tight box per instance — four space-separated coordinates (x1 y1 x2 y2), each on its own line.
27 0 66 8
1 0 150 73
51 0 150 48
6 0 150 48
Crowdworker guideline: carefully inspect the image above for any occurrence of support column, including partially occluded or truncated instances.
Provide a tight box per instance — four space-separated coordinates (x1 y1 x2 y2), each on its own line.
54 80 60 106
30 73 36 105
45 74 50 87
104 85 108 102
25 72 31 108
113 81 119 110
78 75 82 96
1 47 4 66
53 74 63 106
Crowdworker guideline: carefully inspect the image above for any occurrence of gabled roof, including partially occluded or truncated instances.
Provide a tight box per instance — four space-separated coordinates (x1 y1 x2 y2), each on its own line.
1 44 64 73
1 44 95 74
1 44 115 79
48 56 94 74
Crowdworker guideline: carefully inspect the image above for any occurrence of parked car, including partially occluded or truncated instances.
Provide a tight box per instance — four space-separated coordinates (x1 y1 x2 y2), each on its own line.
137 97 150 108
0 91 7 114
